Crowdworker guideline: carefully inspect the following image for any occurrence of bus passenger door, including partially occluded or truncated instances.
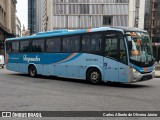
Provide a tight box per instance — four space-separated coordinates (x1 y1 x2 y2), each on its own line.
118 36 129 82
103 33 119 82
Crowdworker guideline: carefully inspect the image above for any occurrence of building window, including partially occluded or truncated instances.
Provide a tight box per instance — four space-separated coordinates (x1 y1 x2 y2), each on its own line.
54 0 64 3
0 42 4 54
69 4 79 14
115 0 129 3
80 4 89 14
103 16 112 25
153 29 160 34
154 3 160 8
152 37 159 42
55 4 67 14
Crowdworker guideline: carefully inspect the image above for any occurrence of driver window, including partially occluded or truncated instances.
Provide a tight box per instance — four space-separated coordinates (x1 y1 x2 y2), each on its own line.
105 37 118 60
120 38 127 64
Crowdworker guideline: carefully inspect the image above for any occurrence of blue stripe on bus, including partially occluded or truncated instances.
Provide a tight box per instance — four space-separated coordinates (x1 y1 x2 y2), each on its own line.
132 64 154 73
8 53 82 65
56 53 82 64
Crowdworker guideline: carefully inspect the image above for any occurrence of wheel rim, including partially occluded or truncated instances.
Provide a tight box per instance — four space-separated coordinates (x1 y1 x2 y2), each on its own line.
30 67 36 76
90 71 99 83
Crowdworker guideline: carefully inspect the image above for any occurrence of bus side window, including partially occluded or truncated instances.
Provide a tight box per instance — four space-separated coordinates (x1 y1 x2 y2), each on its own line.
62 37 71 52
91 34 102 52
12 42 19 53
70 36 80 52
32 39 45 52
105 37 118 60
82 35 90 52
6 42 12 53
20 41 31 52
46 38 61 52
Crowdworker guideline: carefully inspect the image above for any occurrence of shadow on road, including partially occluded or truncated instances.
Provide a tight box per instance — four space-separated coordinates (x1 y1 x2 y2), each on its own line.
102 82 152 88
10 73 153 89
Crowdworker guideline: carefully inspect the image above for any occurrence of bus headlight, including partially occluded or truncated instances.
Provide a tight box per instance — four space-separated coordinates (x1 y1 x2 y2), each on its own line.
132 68 140 74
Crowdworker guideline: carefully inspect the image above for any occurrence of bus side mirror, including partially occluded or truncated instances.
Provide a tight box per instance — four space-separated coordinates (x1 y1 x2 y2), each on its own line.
128 41 132 50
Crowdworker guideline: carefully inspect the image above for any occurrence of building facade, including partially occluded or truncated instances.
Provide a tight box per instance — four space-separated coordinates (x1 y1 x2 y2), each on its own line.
51 0 130 30
0 0 17 55
34 0 146 32
144 0 160 62
28 0 37 35
16 16 21 37
49 0 146 30
46 0 53 31
36 0 47 32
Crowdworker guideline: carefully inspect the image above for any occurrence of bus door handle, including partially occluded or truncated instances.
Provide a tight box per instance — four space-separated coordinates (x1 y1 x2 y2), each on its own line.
115 68 118 70
120 68 123 69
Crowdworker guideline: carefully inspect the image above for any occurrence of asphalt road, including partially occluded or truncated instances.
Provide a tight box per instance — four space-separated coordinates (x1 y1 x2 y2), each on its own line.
0 68 160 120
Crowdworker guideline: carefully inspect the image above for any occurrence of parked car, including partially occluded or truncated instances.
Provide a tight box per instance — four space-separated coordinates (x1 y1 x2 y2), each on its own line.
0 55 4 68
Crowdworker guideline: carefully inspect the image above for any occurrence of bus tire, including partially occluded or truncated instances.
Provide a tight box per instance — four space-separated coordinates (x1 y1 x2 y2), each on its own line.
87 68 102 85
28 65 37 77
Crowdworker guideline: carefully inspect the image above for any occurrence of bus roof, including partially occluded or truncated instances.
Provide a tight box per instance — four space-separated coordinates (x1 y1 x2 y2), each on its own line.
6 27 147 41
111 26 147 32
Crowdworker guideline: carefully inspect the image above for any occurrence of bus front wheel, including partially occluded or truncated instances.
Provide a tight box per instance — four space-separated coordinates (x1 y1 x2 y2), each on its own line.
87 68 102 85
28 65 37 77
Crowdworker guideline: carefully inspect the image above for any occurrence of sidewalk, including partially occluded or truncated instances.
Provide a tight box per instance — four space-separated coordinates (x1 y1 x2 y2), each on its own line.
155 63 160 77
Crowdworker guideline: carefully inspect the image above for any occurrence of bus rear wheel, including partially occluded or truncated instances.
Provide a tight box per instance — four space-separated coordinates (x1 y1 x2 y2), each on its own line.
28 65 37 77
87 68 102 85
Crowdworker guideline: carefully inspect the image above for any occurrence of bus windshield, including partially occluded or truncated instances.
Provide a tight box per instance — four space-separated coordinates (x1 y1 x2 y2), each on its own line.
126 31 153 66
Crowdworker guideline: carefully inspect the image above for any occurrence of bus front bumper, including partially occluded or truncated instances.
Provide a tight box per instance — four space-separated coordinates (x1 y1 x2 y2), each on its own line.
130 70 155 83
